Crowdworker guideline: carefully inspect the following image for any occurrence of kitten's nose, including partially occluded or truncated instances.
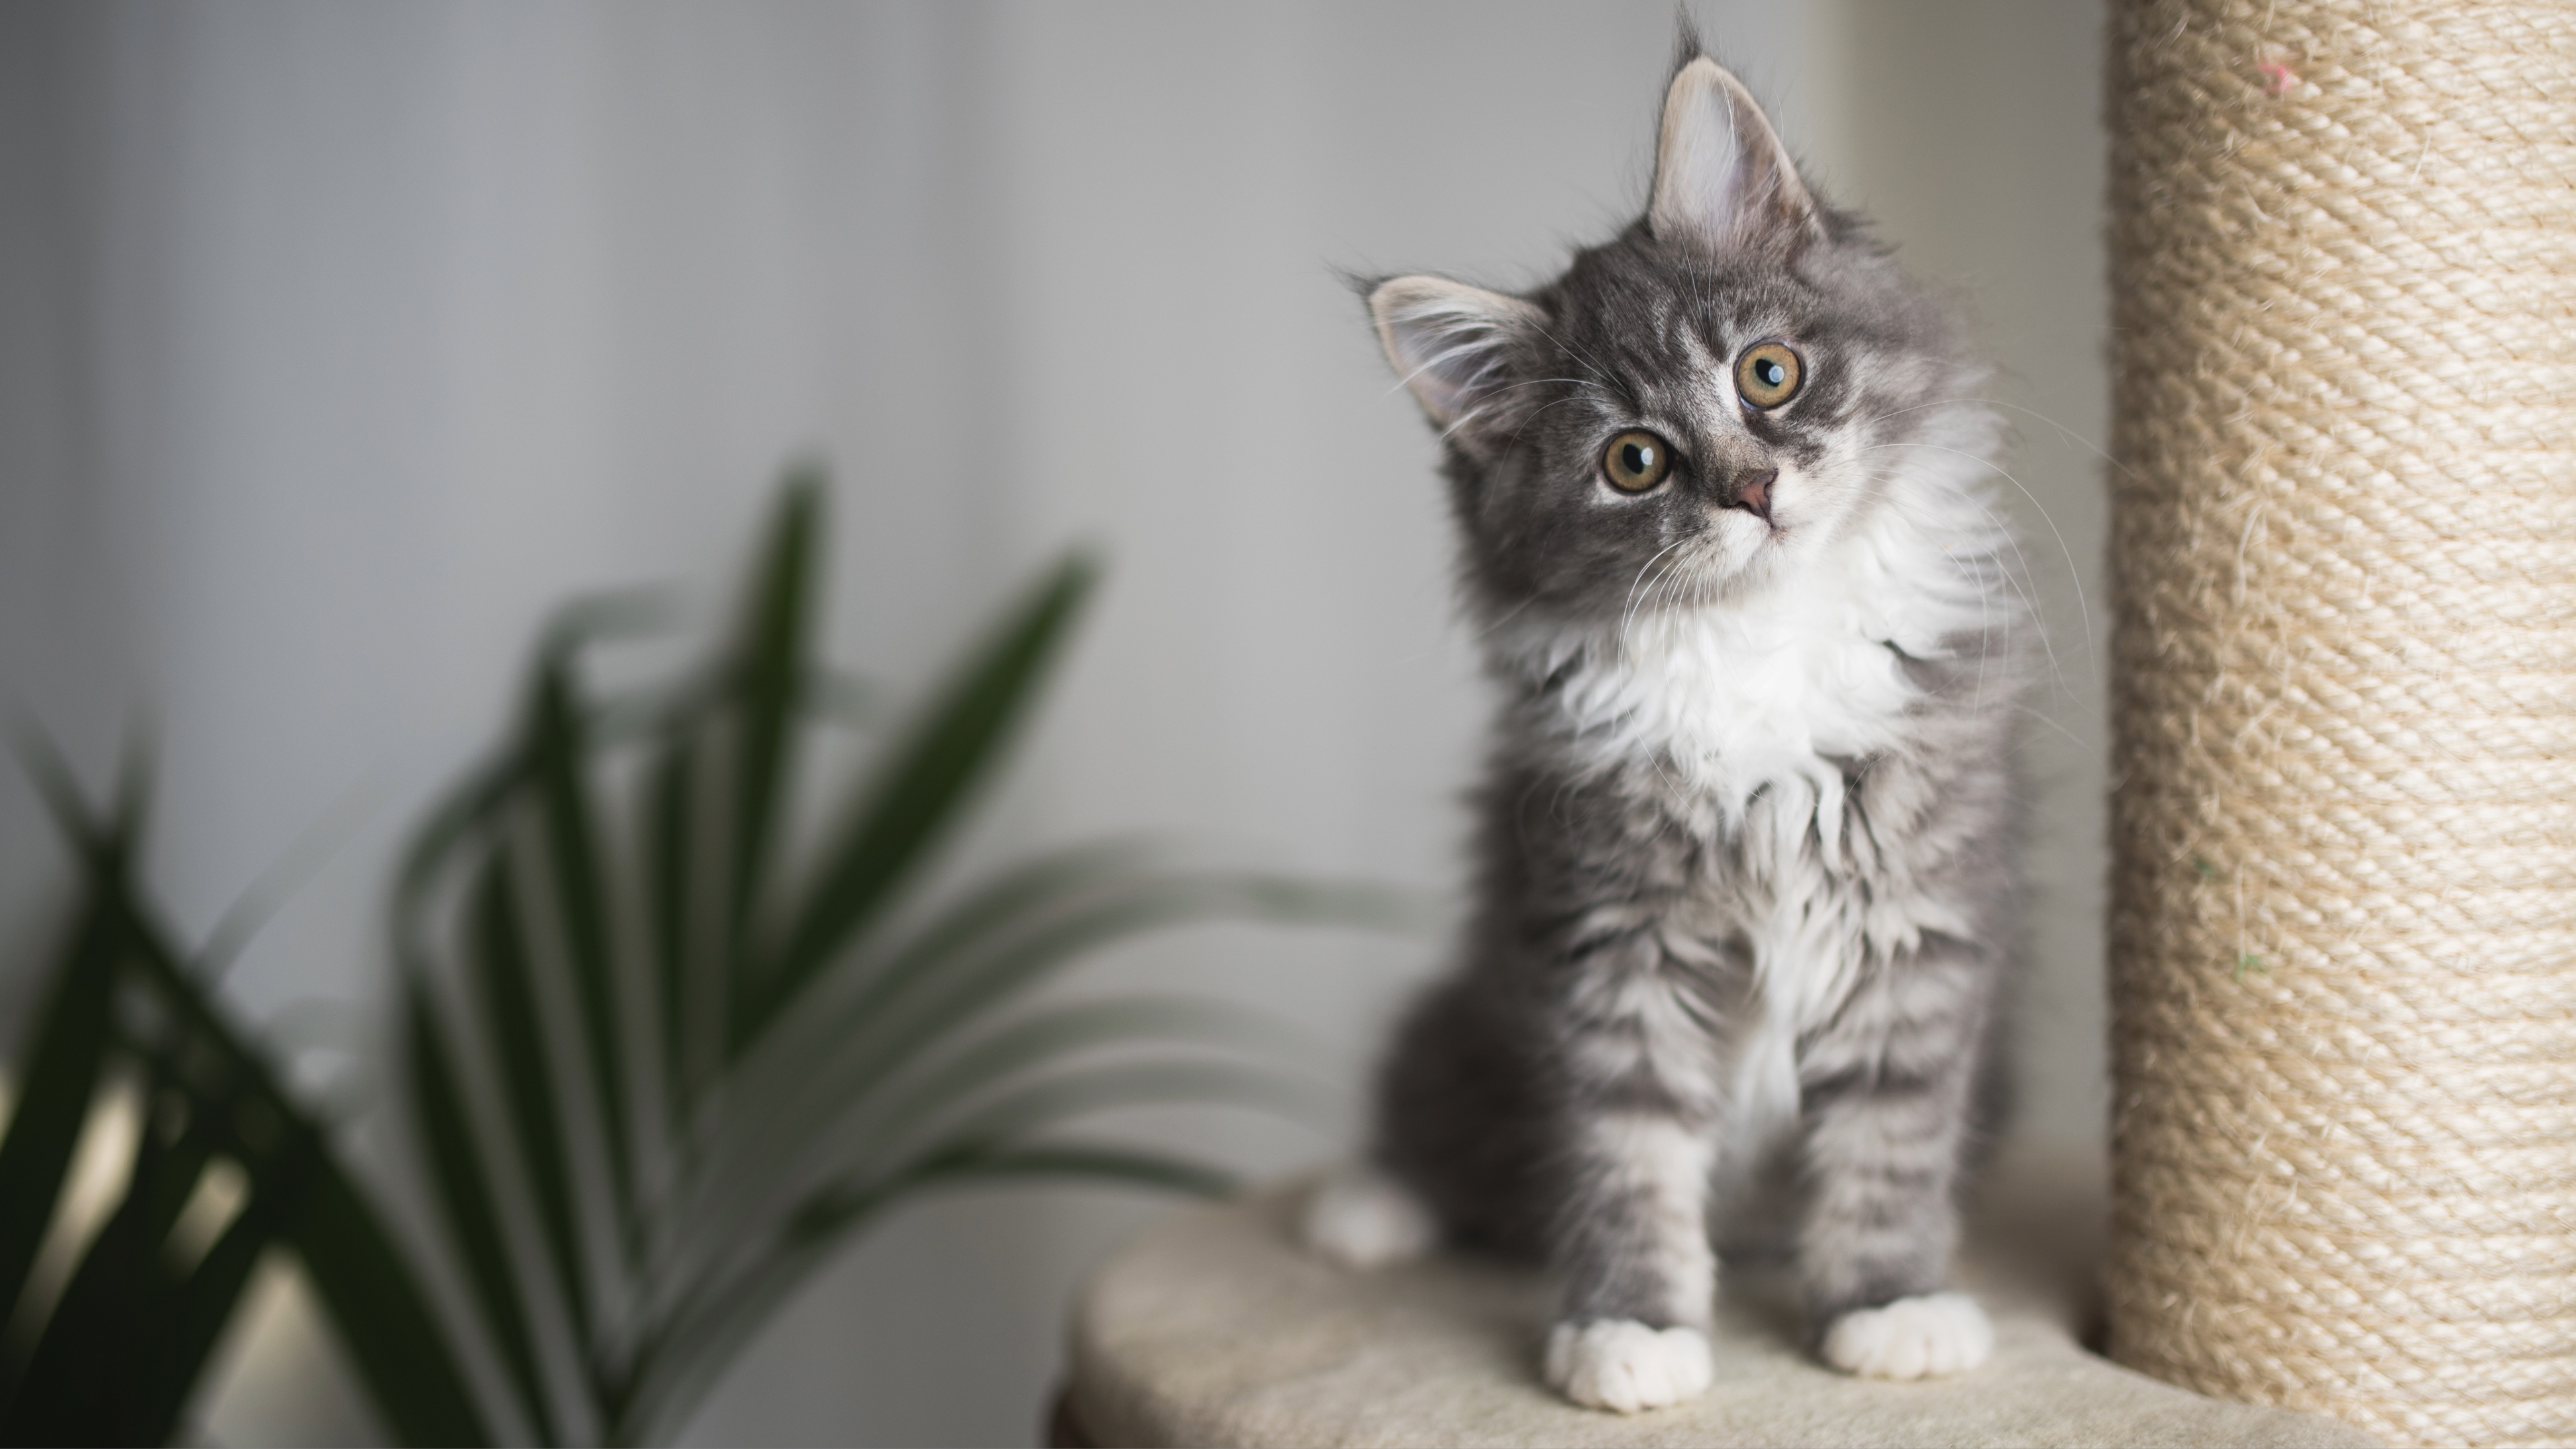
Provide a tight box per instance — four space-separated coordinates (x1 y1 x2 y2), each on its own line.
1728 468 1776 523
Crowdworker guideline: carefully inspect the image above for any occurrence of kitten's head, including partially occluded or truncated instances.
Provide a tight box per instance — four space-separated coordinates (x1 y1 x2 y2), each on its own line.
1372 53 1986 625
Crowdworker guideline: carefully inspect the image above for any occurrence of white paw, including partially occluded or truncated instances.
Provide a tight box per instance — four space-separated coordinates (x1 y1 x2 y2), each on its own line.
1543 1319 1714 1414
1820 1292 1993 1380
1302 1166 1436 1269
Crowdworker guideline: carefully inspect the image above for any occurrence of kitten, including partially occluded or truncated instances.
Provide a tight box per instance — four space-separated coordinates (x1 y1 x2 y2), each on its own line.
1303 46 2027 1413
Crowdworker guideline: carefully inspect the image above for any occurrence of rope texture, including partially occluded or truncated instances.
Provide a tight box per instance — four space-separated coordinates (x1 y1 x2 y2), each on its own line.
2104 2 2576 1444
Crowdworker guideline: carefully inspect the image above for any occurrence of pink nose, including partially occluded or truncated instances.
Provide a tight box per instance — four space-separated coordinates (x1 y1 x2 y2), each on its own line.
1730 469 1776 523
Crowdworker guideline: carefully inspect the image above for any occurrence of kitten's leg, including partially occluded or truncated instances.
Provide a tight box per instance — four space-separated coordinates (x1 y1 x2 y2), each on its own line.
1544 1106 1721 1412
1796 943 1996 1380
1542 938 1732 1413
1319 973 1554 1267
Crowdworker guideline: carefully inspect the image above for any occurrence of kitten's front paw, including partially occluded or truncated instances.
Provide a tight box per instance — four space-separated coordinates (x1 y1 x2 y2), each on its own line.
1820 1292 1992 1380
1302 1166 1436 1269
1543 1319 1714 1413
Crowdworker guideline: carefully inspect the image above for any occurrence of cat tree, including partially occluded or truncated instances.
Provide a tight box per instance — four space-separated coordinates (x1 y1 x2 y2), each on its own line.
1060 2 2571 1444
2103 1 2576 1445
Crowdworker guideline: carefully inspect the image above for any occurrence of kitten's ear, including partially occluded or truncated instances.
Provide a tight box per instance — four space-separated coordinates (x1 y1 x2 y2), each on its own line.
1648 57 1821 253
1369 276 1544 431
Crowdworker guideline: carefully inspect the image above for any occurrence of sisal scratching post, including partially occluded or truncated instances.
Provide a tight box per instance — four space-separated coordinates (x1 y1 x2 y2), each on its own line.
2103 2 2576 1444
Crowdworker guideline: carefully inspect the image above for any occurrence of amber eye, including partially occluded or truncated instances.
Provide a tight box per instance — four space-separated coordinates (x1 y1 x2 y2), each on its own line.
1735 341 1804 409
1602 430 1674 492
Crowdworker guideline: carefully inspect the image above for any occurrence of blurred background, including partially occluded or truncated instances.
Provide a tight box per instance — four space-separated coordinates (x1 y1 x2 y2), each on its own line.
0 2 2105 1443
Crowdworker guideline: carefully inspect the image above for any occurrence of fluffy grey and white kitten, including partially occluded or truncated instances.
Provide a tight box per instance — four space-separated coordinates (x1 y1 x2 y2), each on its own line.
1304 49 2028 1413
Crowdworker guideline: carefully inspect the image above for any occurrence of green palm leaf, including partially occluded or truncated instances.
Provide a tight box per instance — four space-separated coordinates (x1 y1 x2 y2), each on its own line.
381 475 1405 1446
682 872 1392 1250
462 844 594 1351
859 1059 1327 1179
274 1149 493 1447
405 977 561 1445
0 742 128 1347
661 992 1302 1305
752 551 1097 1046
724 466 821 952
529 661 637 1226
6 746 492 1448
124 1189 270 1447
112 886 491 1449
805 995 1308 1172
657 1055 1316 1395
646 735 708 1123
8 1084 179 1440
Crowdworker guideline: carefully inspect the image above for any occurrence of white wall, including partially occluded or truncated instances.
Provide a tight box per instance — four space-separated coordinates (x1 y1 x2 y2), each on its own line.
0 3 2105 1443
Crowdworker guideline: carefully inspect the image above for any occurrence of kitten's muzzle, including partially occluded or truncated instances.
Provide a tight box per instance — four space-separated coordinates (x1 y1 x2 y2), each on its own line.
1725 468 1777 525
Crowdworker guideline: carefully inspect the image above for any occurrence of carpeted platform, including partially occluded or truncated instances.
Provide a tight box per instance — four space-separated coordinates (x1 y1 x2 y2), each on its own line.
1062 1154 2376 1448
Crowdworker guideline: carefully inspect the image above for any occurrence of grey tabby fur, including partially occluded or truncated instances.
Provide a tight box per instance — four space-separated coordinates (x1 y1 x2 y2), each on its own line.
1352 39 2029 1381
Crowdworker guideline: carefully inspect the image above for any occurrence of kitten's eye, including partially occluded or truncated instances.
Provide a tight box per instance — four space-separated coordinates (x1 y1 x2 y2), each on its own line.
1735 341 1804 409
1602 431 1674 493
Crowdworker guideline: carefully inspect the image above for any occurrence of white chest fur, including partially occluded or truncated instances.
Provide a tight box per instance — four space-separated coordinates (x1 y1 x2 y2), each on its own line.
1498 510 2009 1178
1525 534 1954 853
1571 597 1912 832
1600 593 1924 1170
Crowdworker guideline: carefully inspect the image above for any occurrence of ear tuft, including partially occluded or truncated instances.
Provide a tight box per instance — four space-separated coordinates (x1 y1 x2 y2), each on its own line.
1649 58 1820 253
1369 276 1544 432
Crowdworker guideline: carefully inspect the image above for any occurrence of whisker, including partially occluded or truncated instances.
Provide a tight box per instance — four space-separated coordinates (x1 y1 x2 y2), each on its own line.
1827 470 2014 712
1529 322 1631 410
2013 700 2089 753
1859 441 2097 672
1464 594 1539 644
1502 392 1603 450
1621 538 1690 639
1854 467 2080 706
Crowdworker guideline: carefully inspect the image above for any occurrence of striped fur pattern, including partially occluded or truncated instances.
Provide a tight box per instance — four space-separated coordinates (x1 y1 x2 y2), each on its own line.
1327 46 2029 1409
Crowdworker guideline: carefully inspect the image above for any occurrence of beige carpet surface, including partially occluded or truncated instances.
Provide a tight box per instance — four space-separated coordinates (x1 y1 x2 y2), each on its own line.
1066 1160 2378 1448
